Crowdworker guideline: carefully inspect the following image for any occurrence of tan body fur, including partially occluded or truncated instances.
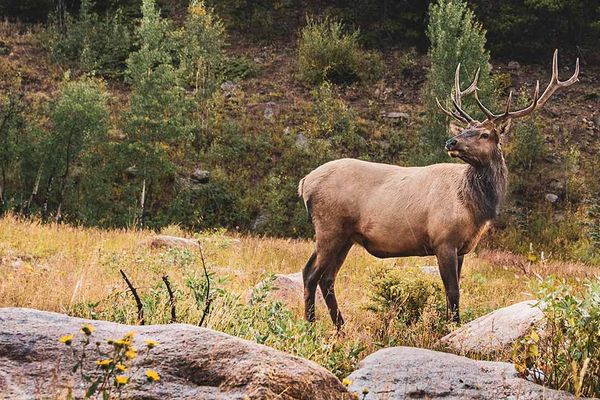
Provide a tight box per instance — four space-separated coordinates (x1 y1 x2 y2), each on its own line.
299 158 490 259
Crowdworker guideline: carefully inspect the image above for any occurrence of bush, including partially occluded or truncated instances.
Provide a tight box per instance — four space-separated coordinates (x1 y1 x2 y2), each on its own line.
42 0 132 78
368 266 445 325
298 17 383 85
514 278 600 397
41 74 110 221
178 0 227 98
419 0 493 164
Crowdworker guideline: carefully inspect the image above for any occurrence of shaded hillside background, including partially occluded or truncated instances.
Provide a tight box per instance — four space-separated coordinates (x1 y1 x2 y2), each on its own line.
0 0 600 261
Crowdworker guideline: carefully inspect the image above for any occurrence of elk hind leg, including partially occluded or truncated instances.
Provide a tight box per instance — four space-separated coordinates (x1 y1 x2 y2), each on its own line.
319 240 352 330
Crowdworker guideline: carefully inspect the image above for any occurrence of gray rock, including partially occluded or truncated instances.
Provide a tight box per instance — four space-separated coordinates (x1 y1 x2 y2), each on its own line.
420 265 438 275
593 114 600 127
295 132 308 148
220 81 238 97
545 193 559 203
124 165 138 177
0 308 350 400
246 272 325 311
381 111 410 120
191 169 210 184
508 61 520 71
441 300 544 355
252 211 271 231
263 102 280 119
347 346 572 399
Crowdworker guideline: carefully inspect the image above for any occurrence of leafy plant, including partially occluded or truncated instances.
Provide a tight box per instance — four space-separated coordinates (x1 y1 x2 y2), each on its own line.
297 17 383 85
513 278 600 397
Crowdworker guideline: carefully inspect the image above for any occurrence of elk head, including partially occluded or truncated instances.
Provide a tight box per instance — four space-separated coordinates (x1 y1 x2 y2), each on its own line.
437 50 579 168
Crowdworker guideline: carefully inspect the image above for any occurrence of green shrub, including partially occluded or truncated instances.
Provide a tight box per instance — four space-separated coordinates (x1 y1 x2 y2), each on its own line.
178 0 227 98
42 0 132 78
419 0 493 164
305 82 365 156
42 74 110 221
368 266 445 325
514 278 600 397
298 17 383 85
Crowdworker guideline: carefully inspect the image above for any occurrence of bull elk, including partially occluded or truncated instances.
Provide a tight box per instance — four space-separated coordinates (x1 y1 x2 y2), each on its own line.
298 50 579 328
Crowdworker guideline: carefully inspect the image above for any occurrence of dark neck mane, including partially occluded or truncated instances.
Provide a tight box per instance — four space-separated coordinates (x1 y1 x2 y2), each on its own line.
459 148 508 222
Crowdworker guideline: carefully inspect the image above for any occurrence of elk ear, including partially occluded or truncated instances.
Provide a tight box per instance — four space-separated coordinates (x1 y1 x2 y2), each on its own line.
448 123 463 137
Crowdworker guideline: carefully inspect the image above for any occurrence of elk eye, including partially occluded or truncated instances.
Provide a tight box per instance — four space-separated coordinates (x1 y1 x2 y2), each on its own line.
480 133 490 139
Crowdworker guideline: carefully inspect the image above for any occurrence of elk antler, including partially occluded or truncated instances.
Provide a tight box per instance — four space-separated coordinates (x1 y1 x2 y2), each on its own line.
436 64 481 125
474 49 579 125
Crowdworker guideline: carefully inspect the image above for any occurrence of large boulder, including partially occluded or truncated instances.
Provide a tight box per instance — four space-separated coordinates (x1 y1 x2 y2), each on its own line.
346 347 572 399
0 308 351 400
246 272 325 311
441 300 544 355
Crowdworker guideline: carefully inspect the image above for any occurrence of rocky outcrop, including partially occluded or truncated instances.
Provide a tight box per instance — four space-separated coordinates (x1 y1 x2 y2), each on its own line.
346 346 572 399
0 308 351 400
441 300 544 355
246 272 325 310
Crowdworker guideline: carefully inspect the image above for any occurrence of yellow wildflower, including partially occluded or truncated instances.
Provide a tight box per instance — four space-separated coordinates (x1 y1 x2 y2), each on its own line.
144 339 159 349
59 334 74 345
96 358 113 368
115 375 129 385
342 378 352 386
145 370 160 382
116 364 127 372
81 323 95 336
125 349 137 359
362 387 369 395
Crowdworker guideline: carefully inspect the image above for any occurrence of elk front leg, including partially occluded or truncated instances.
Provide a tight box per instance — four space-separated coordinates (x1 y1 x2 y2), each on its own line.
436 247 460 323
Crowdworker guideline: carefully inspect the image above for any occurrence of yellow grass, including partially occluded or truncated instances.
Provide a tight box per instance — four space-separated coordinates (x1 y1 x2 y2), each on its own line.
0 214 597 373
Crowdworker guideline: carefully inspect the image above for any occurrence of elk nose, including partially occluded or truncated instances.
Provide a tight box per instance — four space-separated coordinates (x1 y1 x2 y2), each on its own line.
445 138 458 150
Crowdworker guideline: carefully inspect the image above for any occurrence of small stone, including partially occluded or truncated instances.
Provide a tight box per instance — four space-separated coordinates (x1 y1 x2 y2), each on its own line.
295 132 308 148
124 166 138 177
220 81 238 97
545 193 559 203
420 266 438 275
593 114 600 127
191 169 209 184
381 111 409 120
263 102 279 119
508 61 520 71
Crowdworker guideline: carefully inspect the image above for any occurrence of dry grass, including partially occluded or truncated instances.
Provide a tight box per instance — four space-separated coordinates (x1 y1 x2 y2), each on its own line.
1 214 598 375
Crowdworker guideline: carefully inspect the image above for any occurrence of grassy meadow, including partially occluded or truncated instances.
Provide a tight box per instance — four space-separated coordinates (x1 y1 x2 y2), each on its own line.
1 214 596 379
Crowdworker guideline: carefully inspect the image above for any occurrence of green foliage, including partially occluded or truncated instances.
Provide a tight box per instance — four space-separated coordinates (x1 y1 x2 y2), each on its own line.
43 74 110 220
298 17 383 85
514 278 600 397
0 70 24 213
420 0 493 164
122 0 196 227
367 266 445 325
42 0 132 78
178 0 227 98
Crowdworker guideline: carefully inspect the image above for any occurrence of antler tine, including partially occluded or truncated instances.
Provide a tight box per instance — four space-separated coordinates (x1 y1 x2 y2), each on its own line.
503 80 540 119
436 97 469 124
536 49 580 108
452 97 476 124
451 64 479 124
473 90 499 120
503 91 513 116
